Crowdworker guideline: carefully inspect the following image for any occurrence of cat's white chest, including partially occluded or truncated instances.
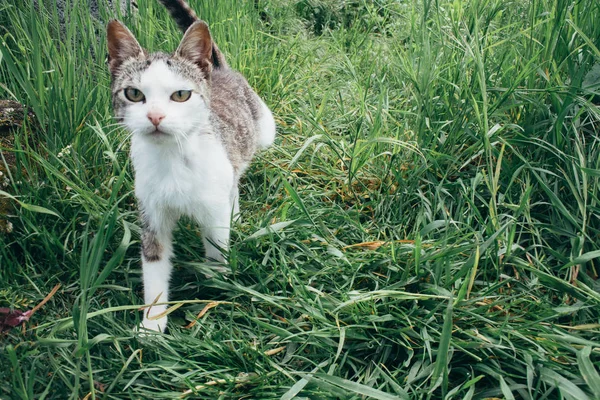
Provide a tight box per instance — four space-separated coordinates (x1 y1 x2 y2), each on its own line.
131 134 233 217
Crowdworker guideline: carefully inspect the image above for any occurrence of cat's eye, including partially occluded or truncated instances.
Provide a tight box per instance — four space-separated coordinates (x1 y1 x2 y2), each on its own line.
124 87 145 102
171 90 192 102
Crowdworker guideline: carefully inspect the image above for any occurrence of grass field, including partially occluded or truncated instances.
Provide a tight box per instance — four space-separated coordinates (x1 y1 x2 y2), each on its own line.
1 0 600 398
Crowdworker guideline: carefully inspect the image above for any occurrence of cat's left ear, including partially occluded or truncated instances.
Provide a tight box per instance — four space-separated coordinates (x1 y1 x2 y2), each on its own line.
175 21 213 75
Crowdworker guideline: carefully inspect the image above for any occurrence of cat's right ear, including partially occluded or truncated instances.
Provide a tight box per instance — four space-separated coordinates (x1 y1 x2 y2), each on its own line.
175 21 213 75
107 20 144 74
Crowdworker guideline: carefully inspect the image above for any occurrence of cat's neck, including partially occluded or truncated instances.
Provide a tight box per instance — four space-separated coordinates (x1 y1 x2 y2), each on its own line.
129 126 233 214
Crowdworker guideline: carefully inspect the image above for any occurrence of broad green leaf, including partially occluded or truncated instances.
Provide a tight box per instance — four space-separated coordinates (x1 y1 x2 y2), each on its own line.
499 376 516 400
430 300 453 393
313 373 407 400
0 190 60 218
576 347 600 395
541 368 591 400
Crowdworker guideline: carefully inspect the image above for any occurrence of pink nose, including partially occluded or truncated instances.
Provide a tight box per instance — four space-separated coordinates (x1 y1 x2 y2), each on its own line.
147 111 165 126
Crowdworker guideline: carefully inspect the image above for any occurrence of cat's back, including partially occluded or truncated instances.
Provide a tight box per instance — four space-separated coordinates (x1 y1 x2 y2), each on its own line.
209 68 273 171
210 69 261 117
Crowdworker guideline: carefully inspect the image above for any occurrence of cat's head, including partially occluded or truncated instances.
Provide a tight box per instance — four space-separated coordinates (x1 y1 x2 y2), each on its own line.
107 20 214 142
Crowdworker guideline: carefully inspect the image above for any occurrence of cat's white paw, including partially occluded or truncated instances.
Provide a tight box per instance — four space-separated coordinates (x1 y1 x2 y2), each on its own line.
137 316 168 333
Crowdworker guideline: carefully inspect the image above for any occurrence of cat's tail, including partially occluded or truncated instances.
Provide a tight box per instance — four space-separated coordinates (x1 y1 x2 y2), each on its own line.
257 99 276 149
157 0 228 69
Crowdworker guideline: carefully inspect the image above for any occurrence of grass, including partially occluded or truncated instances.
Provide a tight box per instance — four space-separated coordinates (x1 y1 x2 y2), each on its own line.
1 0 600 398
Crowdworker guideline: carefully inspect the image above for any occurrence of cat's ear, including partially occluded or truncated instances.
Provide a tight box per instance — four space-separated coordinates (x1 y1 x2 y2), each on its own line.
107 20 144 74
175 21 213 75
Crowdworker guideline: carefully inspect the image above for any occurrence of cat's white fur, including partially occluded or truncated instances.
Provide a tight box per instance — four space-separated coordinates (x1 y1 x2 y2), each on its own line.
121 60 275 332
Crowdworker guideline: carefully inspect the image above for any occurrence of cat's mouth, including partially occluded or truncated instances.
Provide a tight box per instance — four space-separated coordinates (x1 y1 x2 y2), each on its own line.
149 129 169 137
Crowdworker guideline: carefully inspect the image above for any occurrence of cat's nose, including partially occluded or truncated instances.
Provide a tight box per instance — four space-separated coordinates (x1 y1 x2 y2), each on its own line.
147 111 165 126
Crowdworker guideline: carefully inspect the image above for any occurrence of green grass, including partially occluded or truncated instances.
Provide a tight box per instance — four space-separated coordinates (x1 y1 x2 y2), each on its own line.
1 0 600 398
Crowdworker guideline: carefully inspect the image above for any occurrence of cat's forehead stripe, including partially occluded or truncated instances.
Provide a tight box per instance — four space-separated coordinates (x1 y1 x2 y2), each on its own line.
113 52 205 90
140 60 186 89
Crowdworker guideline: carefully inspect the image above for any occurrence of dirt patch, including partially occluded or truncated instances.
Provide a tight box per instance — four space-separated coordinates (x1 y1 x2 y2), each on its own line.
0 100 34 234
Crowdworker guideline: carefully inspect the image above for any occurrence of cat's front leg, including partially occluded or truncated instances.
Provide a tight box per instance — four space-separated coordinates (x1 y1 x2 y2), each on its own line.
139 210 177 333
230 180 240 222
199 201 232 263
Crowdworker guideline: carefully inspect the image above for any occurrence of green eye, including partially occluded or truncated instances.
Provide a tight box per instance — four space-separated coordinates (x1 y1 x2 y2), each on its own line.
124 87 145 102
171 90 192 102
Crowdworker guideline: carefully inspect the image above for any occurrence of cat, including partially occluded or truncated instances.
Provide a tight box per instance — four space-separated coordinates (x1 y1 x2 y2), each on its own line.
107 0 276 332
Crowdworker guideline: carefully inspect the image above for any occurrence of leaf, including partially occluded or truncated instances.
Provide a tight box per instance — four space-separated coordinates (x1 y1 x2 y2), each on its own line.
576 347 600 395
280 361 329 400
0 189 60 218
560 250 600 271
0 284 60 332
516 260 591 302
343 239 415 250
580 167 600 177
499 376 516 400
281 177 316 228
420 220 447 237
566 20 600 59
582 63 600 92
289 134 323 168
344 240 386 250
430 300 453 393
540 368 591 400
312 373 407 400
333 291 448 312
529 169 579 227
246 220 297 241
0 308 32 332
